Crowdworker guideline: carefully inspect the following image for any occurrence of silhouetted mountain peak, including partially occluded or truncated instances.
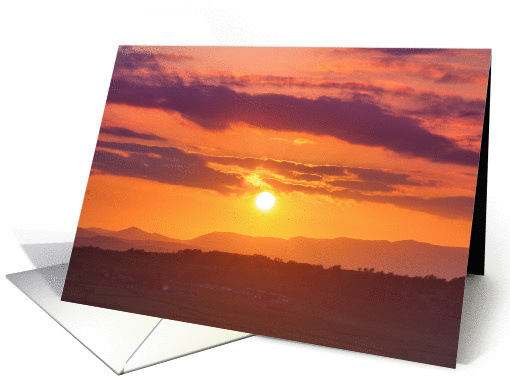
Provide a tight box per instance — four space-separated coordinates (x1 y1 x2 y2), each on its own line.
80 226 182 243
119 226 146 234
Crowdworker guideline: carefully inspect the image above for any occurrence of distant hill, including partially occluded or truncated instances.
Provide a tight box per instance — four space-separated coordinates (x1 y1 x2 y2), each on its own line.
83 226 183 243
75 229 193 253
75 227 468 280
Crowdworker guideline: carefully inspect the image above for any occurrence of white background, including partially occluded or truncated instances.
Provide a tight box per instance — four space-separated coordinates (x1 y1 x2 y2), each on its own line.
1 1 509 380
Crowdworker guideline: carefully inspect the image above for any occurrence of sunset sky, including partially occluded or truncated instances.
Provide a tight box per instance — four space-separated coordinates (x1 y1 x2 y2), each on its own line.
77 46 490 248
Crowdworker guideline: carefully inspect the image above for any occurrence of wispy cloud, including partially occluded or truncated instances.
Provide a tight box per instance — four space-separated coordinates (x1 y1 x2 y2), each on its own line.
101 126 167 141
329 48 490 84
264 178 473 220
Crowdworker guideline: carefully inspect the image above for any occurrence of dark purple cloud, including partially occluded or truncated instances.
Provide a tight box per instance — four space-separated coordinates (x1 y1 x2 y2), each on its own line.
101 126 167 141
332 48 448 57
366 48 448 56
410 93 486 121
326 179 395 192
113 46 193 82
92 141 242 194
106 79 479 166
346 167 417 185
114 46 161 72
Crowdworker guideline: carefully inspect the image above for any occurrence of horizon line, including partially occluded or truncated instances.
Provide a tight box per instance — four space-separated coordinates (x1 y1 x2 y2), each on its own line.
78 225 470 249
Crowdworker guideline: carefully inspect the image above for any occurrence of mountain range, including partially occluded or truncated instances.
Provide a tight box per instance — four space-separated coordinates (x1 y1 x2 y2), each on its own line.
74 226 469 280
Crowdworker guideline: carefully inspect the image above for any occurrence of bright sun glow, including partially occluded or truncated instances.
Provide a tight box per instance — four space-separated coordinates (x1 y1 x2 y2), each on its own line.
255 192 276 211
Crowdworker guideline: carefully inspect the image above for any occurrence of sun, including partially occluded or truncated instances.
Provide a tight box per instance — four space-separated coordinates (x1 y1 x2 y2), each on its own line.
255 192 276 211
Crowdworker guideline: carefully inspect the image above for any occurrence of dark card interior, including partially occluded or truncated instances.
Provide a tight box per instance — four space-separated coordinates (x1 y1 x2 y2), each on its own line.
467 67 490 275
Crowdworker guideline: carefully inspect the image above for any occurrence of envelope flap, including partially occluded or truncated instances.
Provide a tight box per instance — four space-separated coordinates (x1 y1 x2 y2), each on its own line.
123 319 251 373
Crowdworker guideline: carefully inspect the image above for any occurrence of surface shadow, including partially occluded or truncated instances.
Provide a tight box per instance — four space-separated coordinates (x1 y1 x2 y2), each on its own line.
456 274 496 364
34 263 68 296
20 242 73 269
15 242 73 296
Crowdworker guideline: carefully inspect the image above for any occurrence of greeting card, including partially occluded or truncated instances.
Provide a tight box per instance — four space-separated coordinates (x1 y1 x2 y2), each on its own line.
61 46 491 368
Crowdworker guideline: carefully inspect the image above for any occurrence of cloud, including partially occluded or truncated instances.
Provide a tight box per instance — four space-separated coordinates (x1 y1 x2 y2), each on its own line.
329 48 489 84
206 155 432 191
367 193 474 220
326 180 396 192
114 46 161 72
101 126 167 141
204 73 389 94
264 178 473 220
113 46 193 81
106 79 479 166
373 48 448 56
410 92 486 121
346 167 421 186
110 49 486 125
199 73 485 123
205 156 347 177
293 138 315 145
353 48 448 57
401 62 486 84
92 141 242 194
332 48 449 57
292 173 323 182
89 141 465 219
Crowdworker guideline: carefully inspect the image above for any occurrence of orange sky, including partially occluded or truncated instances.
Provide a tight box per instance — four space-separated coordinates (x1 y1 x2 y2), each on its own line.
77 46 490 248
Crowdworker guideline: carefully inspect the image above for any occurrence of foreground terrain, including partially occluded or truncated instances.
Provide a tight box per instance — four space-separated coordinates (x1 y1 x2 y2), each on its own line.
62 246 466 367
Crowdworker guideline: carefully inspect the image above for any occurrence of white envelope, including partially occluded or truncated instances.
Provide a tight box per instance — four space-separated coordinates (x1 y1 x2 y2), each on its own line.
7 236 251 375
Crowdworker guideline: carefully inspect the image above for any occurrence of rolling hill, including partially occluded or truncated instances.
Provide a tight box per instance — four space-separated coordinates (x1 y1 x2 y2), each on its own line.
75 227 468 280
